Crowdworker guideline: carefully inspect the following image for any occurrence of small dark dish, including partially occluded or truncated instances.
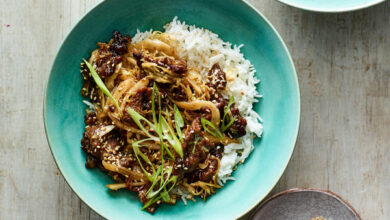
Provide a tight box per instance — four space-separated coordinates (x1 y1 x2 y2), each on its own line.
251 188 361 220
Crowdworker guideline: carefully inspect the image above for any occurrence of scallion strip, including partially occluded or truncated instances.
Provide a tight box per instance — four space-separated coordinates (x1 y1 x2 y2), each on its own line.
221 96 236 132
174 105 184 142
161 116 183 157
83 59 121 115
127 108 158 140
201 118 223 139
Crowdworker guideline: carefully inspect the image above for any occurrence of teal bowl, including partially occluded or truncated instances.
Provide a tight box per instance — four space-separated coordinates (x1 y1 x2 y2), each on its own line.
44 0 300 219
277 0 385 12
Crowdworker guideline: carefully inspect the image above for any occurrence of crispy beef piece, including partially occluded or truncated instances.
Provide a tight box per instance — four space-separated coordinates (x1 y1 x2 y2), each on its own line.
171 86 187 101
207 64 228 112
158 57 187 74
109 31 131 56
85 155 98 168
182 118 202 151
142 87 153 110
173 117 201 176
84 112 97 125
200 107 213 121
126 88 146 112
227 107 247 138
80 31 130 96
81 124 126 163
81 125 102 158
184 138 215 171
213 97 227 114
187 157 219 183
81 125 120 159
210 144 224 159
206 63 227 92
122 87 152 123
93 31 131 78
133 52 187 74
173 117 216 176
183 146 206 172
80 62 100 101
95 55 122 78
118 157 136 168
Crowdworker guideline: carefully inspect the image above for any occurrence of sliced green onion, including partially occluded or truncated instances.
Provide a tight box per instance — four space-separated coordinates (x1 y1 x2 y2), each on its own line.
145 165 162 196
161 116 183 157
146 166 173 199
160 190 171 203
127 108 158 140
174 105 184 142
142 175 177 210
221 96 236 132
201 118 223 139
132 138 156 181
141 194 161 210
221 117 235 132
83 59 121 114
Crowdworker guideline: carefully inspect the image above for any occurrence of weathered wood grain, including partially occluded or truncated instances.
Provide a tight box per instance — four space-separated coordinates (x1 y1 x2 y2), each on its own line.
0 0 388 219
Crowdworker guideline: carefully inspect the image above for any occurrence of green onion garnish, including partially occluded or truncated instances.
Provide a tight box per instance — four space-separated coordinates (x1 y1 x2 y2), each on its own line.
132 138 157 181
142 175 177 210
161 116 183 158
146 166 173 199
83 59 120 115
125 83 184 210
221 96 236 132
174 105 184 142
127 108 158 140
201 118 224 139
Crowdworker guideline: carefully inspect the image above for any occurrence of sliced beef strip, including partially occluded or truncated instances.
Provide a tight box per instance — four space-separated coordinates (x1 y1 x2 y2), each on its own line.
109 31 131 56
94 31 131 78
133 51 187 74
173 117 217 177
122 87 153 123
206 63 227 93
227 106 247 138
186 157 219 183
95 55 122 78
81 125 123 160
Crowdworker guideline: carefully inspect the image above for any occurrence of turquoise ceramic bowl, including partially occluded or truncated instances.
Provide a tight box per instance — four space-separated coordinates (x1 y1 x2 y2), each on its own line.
44 0 300 219
277 0 385 12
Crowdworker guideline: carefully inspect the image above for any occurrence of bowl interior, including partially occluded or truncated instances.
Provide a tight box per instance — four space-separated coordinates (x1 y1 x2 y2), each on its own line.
277 0 385 12
44 0 300 219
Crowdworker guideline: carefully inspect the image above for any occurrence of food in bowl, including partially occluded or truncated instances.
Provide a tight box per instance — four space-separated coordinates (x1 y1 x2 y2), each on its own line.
79 18 262 213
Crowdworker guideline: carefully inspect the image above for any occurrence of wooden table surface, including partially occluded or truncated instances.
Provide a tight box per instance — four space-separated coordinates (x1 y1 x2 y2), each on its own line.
0 0 389 219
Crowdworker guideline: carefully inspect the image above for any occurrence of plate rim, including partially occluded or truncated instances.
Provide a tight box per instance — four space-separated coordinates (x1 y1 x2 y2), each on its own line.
276 0 386 13
250 188 362 220
43 0 301 219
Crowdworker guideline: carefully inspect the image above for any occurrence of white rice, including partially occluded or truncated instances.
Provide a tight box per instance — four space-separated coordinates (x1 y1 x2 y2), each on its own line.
134 17 263 185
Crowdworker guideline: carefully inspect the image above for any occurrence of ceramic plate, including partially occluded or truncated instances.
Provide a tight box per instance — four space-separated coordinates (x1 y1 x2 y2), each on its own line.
44 0 300 219
277 0 386 12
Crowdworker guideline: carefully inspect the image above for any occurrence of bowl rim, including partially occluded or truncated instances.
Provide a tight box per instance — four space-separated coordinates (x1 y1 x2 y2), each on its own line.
249 188 362 220
43 0 301 219
276 0 386 13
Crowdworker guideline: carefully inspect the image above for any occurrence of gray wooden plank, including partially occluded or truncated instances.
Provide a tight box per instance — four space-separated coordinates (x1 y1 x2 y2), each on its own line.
0 0 388 219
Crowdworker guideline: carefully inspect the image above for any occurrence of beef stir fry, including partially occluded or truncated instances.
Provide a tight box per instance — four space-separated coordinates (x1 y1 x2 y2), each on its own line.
80 31 247 213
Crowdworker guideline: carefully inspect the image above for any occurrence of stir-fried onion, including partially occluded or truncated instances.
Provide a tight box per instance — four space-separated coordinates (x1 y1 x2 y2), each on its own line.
102 161 147 181
172 100 221 126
